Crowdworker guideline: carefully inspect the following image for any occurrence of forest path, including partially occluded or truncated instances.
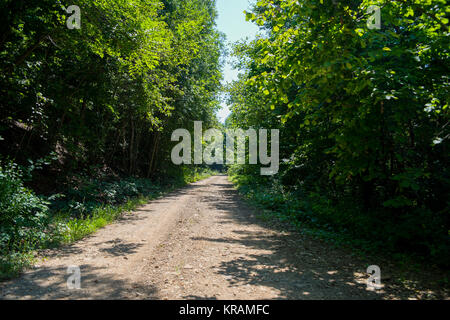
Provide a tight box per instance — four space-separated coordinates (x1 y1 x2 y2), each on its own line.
0 176 443 300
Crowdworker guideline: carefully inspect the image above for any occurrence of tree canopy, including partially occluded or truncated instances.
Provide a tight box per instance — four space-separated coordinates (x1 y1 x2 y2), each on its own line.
0 0 223 177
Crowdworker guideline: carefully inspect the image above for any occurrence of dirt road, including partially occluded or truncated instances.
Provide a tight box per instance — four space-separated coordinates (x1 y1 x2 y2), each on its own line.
0 176 446 300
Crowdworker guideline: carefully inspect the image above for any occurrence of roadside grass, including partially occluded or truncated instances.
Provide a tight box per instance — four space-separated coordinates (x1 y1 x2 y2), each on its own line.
53 197 149 243
0 167 216 281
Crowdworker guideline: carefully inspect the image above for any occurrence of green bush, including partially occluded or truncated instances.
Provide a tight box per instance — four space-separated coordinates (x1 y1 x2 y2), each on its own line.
49 175 163 217
0 162 51 253
0 162 53 280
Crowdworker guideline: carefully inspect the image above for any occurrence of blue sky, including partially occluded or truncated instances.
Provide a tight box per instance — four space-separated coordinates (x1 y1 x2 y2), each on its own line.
215 0 259 123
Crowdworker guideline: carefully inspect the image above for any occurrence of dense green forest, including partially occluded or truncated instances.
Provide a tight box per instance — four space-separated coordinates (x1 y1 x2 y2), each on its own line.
0 0 223 278
226 0 449 267
0 0 449 281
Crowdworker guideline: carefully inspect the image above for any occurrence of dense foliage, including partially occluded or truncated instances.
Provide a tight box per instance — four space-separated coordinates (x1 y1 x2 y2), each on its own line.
0 0 222 177
227 0 449 266
0 163 51 253
0 0 223 278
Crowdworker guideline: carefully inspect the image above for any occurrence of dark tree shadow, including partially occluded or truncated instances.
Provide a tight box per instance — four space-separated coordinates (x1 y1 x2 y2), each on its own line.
99 239 144 257
0 264 158 300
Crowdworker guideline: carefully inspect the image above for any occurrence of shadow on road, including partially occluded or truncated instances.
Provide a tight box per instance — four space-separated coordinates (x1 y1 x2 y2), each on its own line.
194 178 430 300
0 264 158 300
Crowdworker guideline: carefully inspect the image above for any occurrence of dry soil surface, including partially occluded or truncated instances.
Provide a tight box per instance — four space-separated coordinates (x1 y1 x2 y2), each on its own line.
0 176 447 300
